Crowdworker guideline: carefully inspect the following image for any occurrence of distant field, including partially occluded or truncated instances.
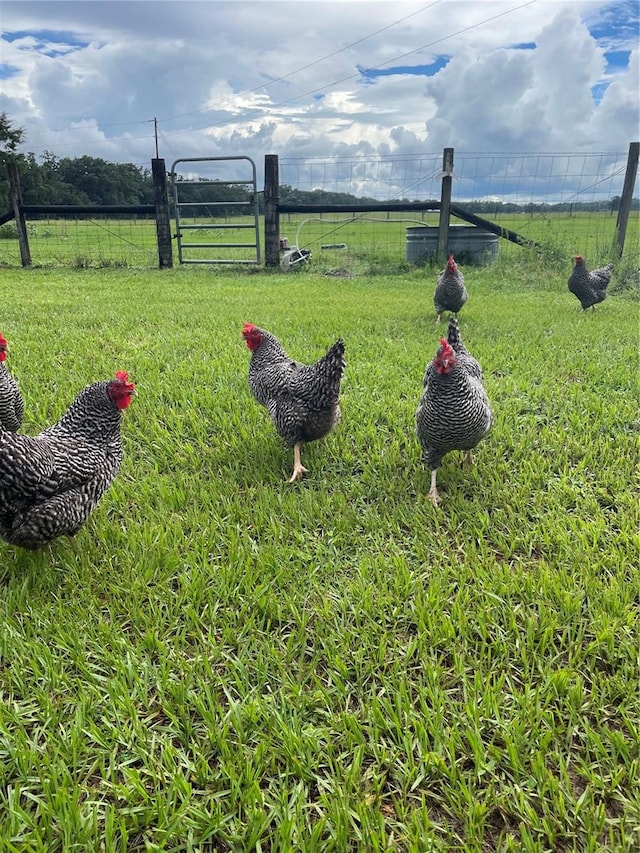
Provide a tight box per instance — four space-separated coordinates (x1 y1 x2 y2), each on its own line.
0 209 637 269
0 259 638 851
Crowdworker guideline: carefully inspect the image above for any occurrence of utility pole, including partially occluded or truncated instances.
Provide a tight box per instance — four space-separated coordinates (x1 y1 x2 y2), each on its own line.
148 117 159 159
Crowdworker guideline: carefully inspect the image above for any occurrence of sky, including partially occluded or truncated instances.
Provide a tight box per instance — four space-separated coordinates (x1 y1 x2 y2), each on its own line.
0 0 638 201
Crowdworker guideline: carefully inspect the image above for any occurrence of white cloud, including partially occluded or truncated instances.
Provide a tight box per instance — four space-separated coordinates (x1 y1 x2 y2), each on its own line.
0 0 637 199
591 47 640 144
421 7 627 153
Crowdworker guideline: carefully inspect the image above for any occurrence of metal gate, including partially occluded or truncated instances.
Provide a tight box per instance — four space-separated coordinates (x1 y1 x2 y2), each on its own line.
169 156 261 265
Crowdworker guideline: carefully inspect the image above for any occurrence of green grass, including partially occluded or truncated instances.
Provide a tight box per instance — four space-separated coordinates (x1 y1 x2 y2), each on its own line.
0 258 638 851
285 209 639 268
1 209 638 271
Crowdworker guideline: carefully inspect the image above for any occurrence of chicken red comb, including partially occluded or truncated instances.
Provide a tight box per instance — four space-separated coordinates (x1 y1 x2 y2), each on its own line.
115 370 135 391
0 331 7 346
439 338 454 356
242 322 257 333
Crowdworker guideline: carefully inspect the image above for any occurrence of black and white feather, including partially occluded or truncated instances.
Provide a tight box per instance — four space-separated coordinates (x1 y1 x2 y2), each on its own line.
0 375 134 549
434 254 468 322
246 327 344 445
243 324 345 481
416 318 492 504
0 332 24 432
568 256 613 310
443 314 484 382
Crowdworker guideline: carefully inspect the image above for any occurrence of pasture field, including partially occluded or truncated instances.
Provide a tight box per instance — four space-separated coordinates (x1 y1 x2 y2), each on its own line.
0 257 638 852
0 209 637 270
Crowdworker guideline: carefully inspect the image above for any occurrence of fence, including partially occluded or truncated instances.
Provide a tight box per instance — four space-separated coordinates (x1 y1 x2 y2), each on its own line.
0 146 637 270
0 158 172 269
271 144 639 270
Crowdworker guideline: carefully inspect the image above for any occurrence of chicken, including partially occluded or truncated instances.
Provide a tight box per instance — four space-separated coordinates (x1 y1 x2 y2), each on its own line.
568 256 613 310
434 254 468 323
0 331 24 432
445 313 483 382
416 318 492 505
0 371 135 549
242 324 345 482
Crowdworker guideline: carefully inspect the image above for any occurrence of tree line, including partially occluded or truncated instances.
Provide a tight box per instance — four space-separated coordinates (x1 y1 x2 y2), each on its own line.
1 113 636 217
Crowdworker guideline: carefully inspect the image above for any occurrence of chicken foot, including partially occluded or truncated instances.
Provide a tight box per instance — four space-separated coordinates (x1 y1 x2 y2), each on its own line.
288 442 309 483
428 470 441 506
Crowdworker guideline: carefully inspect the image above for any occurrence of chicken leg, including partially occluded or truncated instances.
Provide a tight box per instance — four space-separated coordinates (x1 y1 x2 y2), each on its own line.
288 442 308 483
428 470 441 506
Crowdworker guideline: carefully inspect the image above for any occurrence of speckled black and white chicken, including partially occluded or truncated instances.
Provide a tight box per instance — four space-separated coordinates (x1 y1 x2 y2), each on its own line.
0 331 24 432
0 372 135 549
242 324 345 482
568 256 613 310
416 318 492 505
434 254 468 322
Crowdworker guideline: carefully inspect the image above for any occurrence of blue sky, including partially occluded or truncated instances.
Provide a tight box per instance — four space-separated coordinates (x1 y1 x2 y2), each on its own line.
0 1 637 198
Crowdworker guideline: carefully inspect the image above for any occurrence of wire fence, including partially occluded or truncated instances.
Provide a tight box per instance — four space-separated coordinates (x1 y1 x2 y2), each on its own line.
279 150 631 206
279 150 637 270
0 216 158 269
0 151 637 270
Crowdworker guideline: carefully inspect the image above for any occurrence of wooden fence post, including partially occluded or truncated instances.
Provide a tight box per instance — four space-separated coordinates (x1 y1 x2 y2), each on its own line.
615 141 639 258
7 160 31 267
264 154 280 267
152 158 173 269
437 147 454 265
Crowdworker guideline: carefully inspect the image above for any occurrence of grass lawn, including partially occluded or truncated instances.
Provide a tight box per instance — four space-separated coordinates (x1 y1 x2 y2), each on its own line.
0 256 638 851
0 209 637 271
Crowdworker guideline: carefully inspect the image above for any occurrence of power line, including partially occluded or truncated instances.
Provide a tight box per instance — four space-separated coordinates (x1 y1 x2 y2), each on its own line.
25 1 442 141
160 0 539 138
157 1 444 124
21 0 538 150
20 0 442 147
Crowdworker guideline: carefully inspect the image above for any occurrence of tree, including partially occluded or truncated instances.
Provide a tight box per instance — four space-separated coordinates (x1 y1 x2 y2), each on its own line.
0 113 26 211
0 112 25 163
55 156 153 205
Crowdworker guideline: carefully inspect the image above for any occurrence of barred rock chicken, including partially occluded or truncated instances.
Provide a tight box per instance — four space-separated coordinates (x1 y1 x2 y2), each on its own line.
242 324 345 482
568 256 613 310
416 318 492 505
0 371 135 549
0 331 24 432
434 254 468 323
